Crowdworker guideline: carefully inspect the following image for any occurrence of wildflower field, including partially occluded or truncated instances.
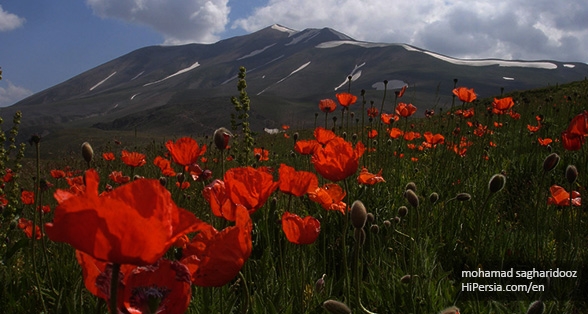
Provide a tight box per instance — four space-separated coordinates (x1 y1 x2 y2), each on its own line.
1 68 587 314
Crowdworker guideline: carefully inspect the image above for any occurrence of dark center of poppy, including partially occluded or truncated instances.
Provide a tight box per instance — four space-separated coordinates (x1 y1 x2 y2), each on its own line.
130 285 171 314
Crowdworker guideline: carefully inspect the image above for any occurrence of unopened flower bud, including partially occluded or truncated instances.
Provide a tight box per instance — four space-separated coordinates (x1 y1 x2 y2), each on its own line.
439 306 461 314
159 177 167 186
213 127 232 150
542 153 560 172
370 224 379 234
456 193 471 201
397 206 408 218
488 174 506 194
350 200 368 229
526 300 545 314
366 212 375 225
81 142 93 165
429 192 439 204
400 274 411 284
405 181 417 192
404 189 419 208
566 165 578 184
315 274 326 294
322 300 351 314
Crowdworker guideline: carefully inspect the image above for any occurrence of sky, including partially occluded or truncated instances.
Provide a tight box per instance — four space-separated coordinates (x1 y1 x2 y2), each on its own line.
1 0 588 107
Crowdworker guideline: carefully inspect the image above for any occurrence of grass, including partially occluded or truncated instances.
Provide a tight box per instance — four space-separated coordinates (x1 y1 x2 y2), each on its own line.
1 76 587 313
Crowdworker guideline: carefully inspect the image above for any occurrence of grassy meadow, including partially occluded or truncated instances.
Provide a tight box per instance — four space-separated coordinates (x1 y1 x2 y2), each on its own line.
0 71 587 314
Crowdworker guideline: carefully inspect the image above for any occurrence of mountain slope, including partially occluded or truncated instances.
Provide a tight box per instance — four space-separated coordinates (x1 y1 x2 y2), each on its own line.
3 24 587 140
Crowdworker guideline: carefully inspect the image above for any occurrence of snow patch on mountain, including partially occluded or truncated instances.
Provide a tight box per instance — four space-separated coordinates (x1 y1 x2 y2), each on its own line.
238 44 276 60
401 45 558 69
271 24 297 35
90 72 117 91
131 71 144 81
316 41 391 49
564 64 576 68
334 63 365 91
286 30 320 46
143 62 200 86
257 61 311 95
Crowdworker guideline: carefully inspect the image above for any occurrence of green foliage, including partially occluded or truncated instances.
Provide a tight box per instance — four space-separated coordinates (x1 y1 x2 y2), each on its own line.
1 79 588 313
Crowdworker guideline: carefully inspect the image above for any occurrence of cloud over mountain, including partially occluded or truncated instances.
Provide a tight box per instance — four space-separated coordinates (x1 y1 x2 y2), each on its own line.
0 5 25 32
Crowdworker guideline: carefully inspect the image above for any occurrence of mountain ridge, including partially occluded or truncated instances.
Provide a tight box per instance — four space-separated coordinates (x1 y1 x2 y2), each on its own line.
3 24 587 141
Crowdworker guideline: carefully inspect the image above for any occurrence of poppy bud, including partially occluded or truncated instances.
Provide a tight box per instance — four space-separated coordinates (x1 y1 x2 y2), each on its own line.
405 181 417 192
400 274 411 284
439 306 461 314
159 177 167 186
133 175 143 181
372 140 377 146
315 274 326 294
293 132 299 141
176 172 185 184
354 227 366 245
322 300 352 314
456 193 471 201
526 300 545 314
542 153 560 172
370 224 379 234
350 200 368 229
81 142 93 164
429 192 439 204
488 174 506 194
367 212 375 225
213 127 232 150
342 132 347 139
566 165 578 184
393 216 401 224
397 206 408 218
352 133 358 141
404 189 419 208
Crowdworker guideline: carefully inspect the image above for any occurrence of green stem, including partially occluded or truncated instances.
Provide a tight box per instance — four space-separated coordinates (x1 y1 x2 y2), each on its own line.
238 271 250 314
31 141 47 312
110 263 121 313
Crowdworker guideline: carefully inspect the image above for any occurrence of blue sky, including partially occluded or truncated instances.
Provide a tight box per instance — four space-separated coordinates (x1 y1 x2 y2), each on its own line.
1 0 587 107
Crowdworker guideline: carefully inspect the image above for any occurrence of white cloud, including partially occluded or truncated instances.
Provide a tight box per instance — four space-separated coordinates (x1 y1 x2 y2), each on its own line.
0 5 25 32
0 81 33 107
232 0 588 63
86 0 230 44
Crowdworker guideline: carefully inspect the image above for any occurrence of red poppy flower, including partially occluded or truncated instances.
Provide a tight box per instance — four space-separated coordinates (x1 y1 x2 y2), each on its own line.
396 85 407 98
508 110 521 120
45 169 204 265
357 167 385 185
50 169 67 179
123 259 192 314
253 147 269 161
492 97 515 114
336 92 358 107
75 251 134 306
17 218 42 239
388 128 404 139
154 156 177 177
278 164 319 197
561 131 584 151
121 150 146 168
403 131 421 141
224 166 279 215
367 107 379 118
527 124 541 132
308 183 347 214
294 140 320 155
453 87 477 103
102 152 115 161
319 99 337 113
165 137 207 167
202 179 235 221
547 185 581 207
176 181 190 190
108 171 130 184
461 107 475 118
282 124 290 130
312 137 365 182
565 111 588 136
181 204 252 287
281 212 321 245
537 138 553 146
423 132 445 146
395 102 417 118
21 190 35 205
368 129 378 138
381 113 400 124
314 127 337 145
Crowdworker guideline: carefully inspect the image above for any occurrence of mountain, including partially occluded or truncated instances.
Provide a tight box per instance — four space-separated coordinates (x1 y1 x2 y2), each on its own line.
3 24 588 144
